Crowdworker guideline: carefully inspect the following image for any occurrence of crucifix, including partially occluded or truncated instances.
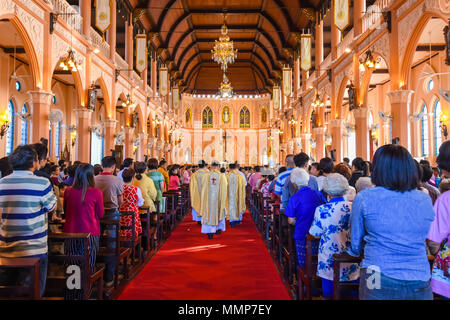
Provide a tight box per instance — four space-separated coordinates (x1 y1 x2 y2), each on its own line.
221 128 232 162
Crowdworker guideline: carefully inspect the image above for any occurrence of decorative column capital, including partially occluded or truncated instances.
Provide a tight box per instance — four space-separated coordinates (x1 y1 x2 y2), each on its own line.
300 133 312 139
138 132 148 140
104 119 118 128
353 107 369 118
74 108 93 119
387 90 414 105
28 90 53 104
313 126 326 135
124 126 135 134
329 119 344 128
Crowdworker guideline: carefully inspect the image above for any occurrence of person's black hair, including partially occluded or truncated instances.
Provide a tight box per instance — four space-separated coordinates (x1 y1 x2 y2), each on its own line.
229 163 237 170
294 152 309 168
365 161 373 175
278 166 287 174
72 163 95 204
159 159 167 167
50 164 59 174
352 157 368 176
9 145 37 170
147 158 159 170
415 160 423 185
58 159 65 166
419 159 431 167
0 157 13 178
67 165 77 177
421 164 433 183
319 157 334 174
343 157 350 163
437 141 450 172
198 160 206 168
123 158 134 168
31 143 48 161
254 166 261 172
93 164 103 176
101 156 116 168
169 166 179 176
135 162 147 180
42 163 52 175
432 166 441 176
220 167 226 173
268 174 275 181
122 168 135 183
371 144 419 192
73 161 82 166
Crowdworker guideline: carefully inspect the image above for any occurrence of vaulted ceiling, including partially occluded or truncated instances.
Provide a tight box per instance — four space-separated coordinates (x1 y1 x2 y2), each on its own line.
132 0 323 94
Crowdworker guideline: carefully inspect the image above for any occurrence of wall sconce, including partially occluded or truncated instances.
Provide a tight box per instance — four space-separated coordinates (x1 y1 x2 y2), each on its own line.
0 109 10 138
440 113 448 140
70 130 77 147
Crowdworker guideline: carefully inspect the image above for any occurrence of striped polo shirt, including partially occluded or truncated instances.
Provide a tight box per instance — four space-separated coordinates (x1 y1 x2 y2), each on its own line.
274 167 294 195
0 170 57 257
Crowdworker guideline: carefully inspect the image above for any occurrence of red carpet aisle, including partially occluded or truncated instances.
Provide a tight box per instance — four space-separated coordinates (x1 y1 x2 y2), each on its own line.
118 211 291 300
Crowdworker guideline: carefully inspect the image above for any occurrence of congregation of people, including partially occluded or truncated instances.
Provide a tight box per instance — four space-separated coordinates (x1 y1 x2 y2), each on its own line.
0 139 449 300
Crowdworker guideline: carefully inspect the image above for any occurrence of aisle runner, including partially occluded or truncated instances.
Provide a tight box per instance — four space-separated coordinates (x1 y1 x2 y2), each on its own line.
118 211 291 300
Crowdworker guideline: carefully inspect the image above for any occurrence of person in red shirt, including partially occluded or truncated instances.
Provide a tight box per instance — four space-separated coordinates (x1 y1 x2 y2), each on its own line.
63 163 104 269
169 165 181 191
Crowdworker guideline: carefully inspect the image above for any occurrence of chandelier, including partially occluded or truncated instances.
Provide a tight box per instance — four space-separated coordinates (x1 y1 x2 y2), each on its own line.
288 116 298 126
359 50 381 71
211 19 237 72
152 116 161 126
121 94 135 108
311 91 324 108
0 108 10 138
217 73 234 99
59 49 82 72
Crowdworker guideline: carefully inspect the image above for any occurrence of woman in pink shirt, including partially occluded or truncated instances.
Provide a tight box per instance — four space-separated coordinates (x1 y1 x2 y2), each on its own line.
182 165 192 185
169 166 181 191
63 163 104 268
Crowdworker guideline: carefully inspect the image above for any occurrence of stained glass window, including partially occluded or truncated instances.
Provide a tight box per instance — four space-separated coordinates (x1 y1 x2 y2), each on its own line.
6 100 14 155
434 99 442 155
15 81 21 92
55 121 61 158
421 104 428 157
239 107 250 128
20 104 28 145
202 107 213 128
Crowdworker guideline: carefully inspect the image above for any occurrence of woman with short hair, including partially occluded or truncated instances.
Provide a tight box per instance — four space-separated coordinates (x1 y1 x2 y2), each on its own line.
146 158 165 212
349 144 435 300
132 162 157 213
309 173 359 299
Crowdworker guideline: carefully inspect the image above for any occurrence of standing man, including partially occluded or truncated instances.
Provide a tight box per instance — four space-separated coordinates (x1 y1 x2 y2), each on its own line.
189 160 209 224
158 160 170 192
200 161 228 239
0 145 57 297
95 156 124 288
274 154 296 207
249 166 262 192
227 163 246 227
236 162 247 186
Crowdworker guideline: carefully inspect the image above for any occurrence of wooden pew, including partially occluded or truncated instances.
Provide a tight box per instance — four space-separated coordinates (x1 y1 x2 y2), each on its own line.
0 257 40 299
332 253 363 300
46 233 104 300
280 219 297 297
297 235 321 300
162 192 177 236
97 219 131 289
119 211 143 266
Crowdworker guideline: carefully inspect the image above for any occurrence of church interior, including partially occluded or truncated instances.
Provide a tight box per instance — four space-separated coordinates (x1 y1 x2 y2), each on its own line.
0 0 449 302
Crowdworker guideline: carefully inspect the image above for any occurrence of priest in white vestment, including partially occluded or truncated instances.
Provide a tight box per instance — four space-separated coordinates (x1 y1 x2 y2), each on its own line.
189 160 209 224
227 163 246 227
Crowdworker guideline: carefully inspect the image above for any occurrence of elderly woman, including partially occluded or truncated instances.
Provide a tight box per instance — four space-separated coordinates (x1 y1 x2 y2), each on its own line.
309 173 359 299
355 177 374 193
349 144 435 300
284 168 326 267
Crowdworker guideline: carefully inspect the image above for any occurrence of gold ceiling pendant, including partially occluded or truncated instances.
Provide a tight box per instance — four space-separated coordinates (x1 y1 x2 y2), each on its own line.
217 72 235 100
211 15 238 72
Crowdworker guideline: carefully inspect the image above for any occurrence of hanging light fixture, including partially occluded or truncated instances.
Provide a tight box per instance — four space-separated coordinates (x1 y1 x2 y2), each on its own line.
59 49 82 72
216 73 235 100
288 116 298 126
211 15 238 72
0 108 10 138
311 91 324 108
359 50 381 71
121 93 135 108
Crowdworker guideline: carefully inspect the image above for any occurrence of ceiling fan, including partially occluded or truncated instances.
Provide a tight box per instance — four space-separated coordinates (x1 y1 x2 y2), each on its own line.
418 30 450 81
9 33 31 81
378 110 393 123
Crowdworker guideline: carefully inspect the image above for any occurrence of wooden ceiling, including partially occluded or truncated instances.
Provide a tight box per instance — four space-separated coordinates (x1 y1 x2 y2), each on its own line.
131 0 323 93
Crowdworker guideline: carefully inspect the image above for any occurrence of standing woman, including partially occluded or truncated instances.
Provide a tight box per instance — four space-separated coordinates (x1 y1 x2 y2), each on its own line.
63 164 104 268
349 144 435 300
119 168 144 238
146 158 165 212
348 157 368 188
169 166 181 191
132 162 157 213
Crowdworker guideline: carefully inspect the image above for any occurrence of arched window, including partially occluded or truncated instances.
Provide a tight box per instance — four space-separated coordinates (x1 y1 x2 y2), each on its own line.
20 104 28 145
202 107 213 128
261 106 268 124
55 121 61 158
6 100 15 155
239 106 250 128
434 99 442 155
90 131 104 165
421 104 429 157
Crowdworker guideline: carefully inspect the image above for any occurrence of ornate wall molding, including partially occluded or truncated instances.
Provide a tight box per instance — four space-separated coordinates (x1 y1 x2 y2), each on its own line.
398 3 424 63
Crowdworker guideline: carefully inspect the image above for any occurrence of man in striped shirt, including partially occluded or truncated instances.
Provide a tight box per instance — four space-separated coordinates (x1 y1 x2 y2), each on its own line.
274 154 296 199
0 145 57 297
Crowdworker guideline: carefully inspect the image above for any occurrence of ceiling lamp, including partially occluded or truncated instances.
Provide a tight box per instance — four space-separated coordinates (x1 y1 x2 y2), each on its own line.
211 17 237 72
216 73 235 100
359 50 381 72
59 49 82 72
311 91 324 108
288 116 298 126
121 94 135 108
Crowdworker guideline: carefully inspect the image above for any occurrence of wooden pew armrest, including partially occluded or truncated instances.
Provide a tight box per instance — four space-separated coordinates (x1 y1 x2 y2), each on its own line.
332 253 363 263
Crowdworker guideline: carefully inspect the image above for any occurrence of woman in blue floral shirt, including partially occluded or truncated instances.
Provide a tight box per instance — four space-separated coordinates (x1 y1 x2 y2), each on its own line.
309 173 360 299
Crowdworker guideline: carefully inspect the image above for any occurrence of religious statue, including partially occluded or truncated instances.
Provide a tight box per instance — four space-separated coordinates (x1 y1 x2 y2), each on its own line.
87 87 97 110
185 108 191 124
348 81 357 111
131 112 138 128
223 106 230 124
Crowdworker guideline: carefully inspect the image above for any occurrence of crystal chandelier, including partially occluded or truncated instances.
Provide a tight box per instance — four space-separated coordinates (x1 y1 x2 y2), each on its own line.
216 73 234 99
211 19 238 72
311 91 324 108
59 49 82 72
359 50 381 71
